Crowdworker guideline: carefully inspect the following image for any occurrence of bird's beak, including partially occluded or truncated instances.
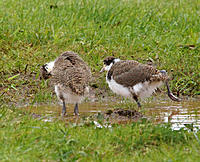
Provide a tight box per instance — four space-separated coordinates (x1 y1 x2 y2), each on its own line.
100 65 105 73
40 65 51 80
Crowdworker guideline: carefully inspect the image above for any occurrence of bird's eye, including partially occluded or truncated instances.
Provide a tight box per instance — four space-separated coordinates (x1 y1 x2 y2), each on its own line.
43 64 48 70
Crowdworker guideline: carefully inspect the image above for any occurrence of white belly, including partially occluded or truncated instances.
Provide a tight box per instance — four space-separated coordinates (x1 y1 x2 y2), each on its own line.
107 79 132 98
132 81 163 99
107 78 163 99
55 85 88 104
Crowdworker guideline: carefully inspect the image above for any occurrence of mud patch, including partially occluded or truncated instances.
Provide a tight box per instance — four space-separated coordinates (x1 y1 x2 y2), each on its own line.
80 108 145 126
106 108 143 118
103 108 144 123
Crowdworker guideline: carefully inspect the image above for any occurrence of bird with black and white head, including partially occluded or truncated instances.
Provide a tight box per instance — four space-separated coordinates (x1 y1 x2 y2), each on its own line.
40 51 91 116
100 56 180 107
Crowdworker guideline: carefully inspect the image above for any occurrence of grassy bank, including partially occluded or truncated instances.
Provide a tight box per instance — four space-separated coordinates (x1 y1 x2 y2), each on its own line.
0 1 200 161
0 106 200 161
0 0 200 104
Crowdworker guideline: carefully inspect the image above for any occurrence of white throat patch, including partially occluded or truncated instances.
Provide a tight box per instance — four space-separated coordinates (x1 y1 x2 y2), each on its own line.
114 58 120 63
104 58 120 71
45 61 55 73
104 63 113 71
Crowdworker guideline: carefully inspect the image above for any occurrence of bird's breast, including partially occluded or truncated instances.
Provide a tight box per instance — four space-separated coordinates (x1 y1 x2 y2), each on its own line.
107 78 132 97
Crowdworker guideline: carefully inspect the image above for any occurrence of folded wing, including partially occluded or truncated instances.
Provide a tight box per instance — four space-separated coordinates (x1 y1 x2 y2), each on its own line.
110 60 158 87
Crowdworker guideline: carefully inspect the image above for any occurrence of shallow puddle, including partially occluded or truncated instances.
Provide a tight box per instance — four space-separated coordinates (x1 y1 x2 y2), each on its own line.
21 102 111 123
145 100 200 131
22 102 110 116
20 99 200 130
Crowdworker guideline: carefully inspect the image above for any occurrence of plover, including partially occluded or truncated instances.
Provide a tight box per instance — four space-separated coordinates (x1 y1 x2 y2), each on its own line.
100 56 180 107
40 51 91 116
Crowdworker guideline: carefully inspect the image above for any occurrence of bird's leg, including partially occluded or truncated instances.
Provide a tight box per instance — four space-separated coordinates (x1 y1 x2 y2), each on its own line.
129 88 141 108
74 103 79 115
62 100 66 116
133 96 141 108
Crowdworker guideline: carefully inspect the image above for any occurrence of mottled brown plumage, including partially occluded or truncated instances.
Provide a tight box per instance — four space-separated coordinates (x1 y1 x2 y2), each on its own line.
41 51 91 115
51 51 91 96
108 60 169 87
101 56 180 108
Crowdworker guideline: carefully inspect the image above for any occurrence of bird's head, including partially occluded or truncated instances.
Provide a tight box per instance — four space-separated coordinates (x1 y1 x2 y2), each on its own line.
100 56 120 73
40 61 55 80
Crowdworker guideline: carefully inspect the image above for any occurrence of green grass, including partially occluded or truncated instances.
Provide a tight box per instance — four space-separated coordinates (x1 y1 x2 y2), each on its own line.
0 1 200 161
1 106 200 161
0 0 200 104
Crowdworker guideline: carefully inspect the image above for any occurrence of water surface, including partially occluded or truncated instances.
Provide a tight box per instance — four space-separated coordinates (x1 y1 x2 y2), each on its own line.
145 100 200 131
21 99 200 130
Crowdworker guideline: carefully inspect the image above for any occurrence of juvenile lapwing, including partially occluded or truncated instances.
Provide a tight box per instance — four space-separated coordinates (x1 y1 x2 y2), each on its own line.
40 51 91 116
100 56 180 107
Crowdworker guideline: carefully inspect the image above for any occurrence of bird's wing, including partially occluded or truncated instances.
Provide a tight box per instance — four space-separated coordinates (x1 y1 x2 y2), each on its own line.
50 52 91 95
52 67 89 95
52 51 91 79
110 60 158 87
57 51 92 79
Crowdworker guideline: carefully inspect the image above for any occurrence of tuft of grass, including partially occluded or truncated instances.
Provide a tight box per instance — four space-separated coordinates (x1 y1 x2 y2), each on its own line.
0 0 199 103
0 106 200 161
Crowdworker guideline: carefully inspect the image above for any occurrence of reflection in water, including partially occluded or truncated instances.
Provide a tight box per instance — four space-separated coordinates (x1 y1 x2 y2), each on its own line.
20 99 200 131
22 102 110 115
146 100 200 131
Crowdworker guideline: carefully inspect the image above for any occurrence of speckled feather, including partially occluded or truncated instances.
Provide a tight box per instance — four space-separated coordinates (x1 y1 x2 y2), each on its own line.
108 60 169 87
51 51 91 95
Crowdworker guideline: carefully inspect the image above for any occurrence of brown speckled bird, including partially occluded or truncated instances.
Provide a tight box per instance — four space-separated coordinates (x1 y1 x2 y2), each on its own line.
100 56 180 107
40 51 91 116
